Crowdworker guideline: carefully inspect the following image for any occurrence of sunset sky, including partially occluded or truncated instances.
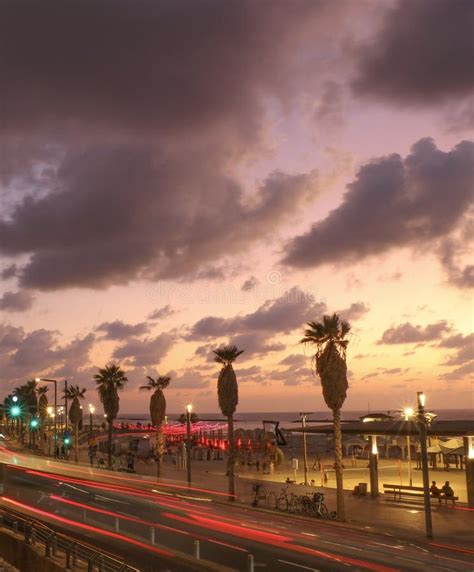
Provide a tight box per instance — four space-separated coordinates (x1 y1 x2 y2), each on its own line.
0 0 472 414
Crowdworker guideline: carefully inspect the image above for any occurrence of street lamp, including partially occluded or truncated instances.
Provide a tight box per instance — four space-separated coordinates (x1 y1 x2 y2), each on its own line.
89 404 95 467
300 413 310 486
416 391 433 539
186 404 193 487
403 407 414 486
36 378 58 453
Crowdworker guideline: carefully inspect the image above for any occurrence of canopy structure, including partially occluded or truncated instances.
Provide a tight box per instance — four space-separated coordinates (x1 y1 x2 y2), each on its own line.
286 418 474 507
286 419 474 438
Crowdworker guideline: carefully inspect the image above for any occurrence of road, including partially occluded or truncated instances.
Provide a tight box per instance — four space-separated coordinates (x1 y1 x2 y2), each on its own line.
0 444 473 572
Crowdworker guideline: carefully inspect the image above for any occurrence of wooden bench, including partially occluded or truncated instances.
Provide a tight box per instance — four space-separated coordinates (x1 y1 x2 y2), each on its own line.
383 484 458 505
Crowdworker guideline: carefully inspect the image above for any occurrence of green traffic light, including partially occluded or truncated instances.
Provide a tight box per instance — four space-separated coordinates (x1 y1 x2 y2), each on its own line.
10 405 21 417
30 419 39 428
64 437 71 445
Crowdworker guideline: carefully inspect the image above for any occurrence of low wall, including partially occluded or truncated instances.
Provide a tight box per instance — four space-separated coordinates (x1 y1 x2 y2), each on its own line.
0 529 65 572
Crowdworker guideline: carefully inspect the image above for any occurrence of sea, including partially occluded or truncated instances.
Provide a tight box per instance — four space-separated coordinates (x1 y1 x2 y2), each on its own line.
116 409 473 431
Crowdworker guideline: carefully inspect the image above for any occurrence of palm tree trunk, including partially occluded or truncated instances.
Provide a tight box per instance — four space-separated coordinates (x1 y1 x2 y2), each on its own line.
333 408 345 521
107 420 113 469
227 415 235 501
74 423 79 463
156 425 163 479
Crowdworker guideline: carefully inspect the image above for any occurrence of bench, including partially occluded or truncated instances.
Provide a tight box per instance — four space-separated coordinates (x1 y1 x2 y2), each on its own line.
383 484 458 505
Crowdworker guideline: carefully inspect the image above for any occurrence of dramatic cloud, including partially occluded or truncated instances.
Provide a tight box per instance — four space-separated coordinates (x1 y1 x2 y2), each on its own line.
188 287 326 341
113 333 175 367
379 321 451 344
283 139 474 282
0 156 317 289
148 305 176 321
278 354 307 368
0 324 94 387
96 320 150 341
337 302 369 322
241 277 259 292
439 333 474 366
0 0 356 291
0 290 35 312
353 0 474 105
1 265 17 280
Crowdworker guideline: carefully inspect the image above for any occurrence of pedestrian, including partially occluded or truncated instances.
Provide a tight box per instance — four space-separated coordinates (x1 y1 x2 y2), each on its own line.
441 481 454 499
430 481 440 499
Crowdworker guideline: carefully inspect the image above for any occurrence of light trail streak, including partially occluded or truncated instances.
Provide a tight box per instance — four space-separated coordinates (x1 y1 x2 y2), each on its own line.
1 496 175 558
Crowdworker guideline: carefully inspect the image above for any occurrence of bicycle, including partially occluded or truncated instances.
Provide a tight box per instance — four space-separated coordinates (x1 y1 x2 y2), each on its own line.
300 492 330 518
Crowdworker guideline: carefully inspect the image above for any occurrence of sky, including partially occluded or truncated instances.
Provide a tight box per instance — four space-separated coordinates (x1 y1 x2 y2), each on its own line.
0 0 473 414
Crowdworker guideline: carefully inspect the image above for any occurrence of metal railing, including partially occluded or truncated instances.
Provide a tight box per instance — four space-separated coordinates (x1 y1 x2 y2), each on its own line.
0 505 139 572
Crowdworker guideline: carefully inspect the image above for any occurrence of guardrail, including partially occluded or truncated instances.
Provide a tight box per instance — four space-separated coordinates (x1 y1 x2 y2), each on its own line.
0 505 139 572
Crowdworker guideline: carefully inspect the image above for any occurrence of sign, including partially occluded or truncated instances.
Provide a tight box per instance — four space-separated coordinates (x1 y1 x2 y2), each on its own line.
263 420 287 447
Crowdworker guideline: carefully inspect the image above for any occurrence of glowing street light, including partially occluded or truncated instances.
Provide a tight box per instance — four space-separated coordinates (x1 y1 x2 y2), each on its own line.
186 403 193 487
416 390 433 539
403 407 415 486
88 404 95 466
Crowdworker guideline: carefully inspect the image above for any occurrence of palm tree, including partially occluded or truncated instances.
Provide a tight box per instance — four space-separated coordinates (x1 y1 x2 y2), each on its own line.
213 344 244 501
65 385 86 463
301 313 351 521
37 386 49 450
94 365 128 469
139 375 171 478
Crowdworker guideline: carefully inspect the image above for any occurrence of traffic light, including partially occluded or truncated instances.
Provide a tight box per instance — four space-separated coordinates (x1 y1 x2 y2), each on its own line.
63 437 71 445
10 405 21 417
30 419 39 429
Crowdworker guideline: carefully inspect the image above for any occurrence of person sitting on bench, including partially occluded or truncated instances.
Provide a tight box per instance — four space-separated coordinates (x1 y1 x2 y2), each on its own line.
430 481 440 499
441 481 454 502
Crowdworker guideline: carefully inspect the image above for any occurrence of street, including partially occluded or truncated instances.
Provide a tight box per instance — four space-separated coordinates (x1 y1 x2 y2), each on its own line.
1 444 473 571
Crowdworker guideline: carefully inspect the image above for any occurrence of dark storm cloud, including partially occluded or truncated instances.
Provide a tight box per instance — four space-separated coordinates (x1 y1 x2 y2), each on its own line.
0 323 94 386
96 320 150 340
0 150 317 289
283 139 474 277
353 0 474 105
0 290 35 312
1 265 18 280
0 0 353 290
379 321 451 344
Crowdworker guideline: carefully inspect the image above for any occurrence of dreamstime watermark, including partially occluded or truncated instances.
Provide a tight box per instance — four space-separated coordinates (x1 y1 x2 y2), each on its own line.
146 270 319 306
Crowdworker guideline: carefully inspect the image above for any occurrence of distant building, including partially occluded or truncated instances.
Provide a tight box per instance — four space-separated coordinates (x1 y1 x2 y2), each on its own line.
360 413 394 423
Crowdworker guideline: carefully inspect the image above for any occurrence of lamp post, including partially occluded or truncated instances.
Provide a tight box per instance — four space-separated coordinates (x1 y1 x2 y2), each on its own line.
89 404 95 467
46 406 54 456
416 391 433 539
36 378 58 455
403 407 414 487
186 404 192 487
300 413 310 486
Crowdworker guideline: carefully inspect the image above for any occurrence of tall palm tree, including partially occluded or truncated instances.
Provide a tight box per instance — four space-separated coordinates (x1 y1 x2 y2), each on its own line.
37 386 49 450
213 344 244 501
139 375 171 478
65 385 86 463
94 365 128 469
301 313 350 521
